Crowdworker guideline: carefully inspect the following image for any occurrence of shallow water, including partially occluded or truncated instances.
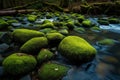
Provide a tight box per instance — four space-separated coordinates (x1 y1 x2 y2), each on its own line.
0 13 120 80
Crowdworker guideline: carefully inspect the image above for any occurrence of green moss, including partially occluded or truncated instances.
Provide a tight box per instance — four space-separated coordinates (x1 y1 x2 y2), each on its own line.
0 19 9 29
37 49 54 64
27 15 37 22
58 36 97 64
66 21 75 30
42 20 51 24
74 20 82 27
7 20 18 24
108 18 120 24
12 29 45 43
91 26 101 31
98 39 115 45
2 53 37 76
59 29 69 35
41 22 55 29
82 20 92 27
46 33 64 46
53 22 64 27
74 27 85 33
77 15 85 23
38 62 69 80
20 37 48 54
40 28 53 34
98 19 109 25
46 13 53 19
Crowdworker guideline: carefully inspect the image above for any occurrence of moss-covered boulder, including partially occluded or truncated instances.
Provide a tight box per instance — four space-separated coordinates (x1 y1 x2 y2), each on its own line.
74 27 85 33
66 21 75 30
41 22 55 29
77 15 85 23
38 62 69 80
40 28 53 34
90 26 101 32
58 36 97 64
37 49 54 64
0 19 9 29
46 33 65 46
2 53 37 76
98 19 109 25
98 39 115 45
82 20 92 27
7 19 18 24
108 18 120 24
59 29 69 35
20 37 48 54
27 15 37 22
12 29 45 43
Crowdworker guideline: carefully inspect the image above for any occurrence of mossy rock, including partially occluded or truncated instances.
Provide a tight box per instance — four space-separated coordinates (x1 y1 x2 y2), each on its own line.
40 28 53 34
38 62 69 80
46 33 65 46
77 15 85 23
7 19 18 24
90 26 101 32
74 27 85 33
27 15 37 22
41 22 55 29
82 20 92 27
59 29 69 35
2 53 37 76
74 20 82 27
58 36 97 64
20 37 48 54
98 20 109 25
0 19 9 29
53 22 64 27
108 18 120 24
12 29 45 43
37 49 54 64
66 21 75 30
98 39 115 45
42 20 51 24
46 13 53 19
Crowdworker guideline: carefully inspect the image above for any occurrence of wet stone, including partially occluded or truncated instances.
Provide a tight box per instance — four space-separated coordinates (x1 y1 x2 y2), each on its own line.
0 32 12 44
0 43 9 53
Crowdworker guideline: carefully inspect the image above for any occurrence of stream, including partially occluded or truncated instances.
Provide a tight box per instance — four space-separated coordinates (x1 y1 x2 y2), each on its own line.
0 12 120 80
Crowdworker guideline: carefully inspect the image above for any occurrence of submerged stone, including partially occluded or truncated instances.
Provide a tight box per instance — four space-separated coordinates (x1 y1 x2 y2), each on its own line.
2 53 37 76
20 37 48 54
38 62 69 80
58 36 97 64
98 39 115 45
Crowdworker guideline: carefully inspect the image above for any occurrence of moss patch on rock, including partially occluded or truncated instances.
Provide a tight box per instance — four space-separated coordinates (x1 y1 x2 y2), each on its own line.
20 37 48 54
2 53 37 76
98 39 115 45
58 36 97 64
12 29 45 43
46 32 65 46
37 49 54 64
82 20 92 27
38 62 69 80
27 15 37 22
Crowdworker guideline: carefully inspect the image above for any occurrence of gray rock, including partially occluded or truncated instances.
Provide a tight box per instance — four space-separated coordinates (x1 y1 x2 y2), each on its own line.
0 43 9 53
20 75 31 80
